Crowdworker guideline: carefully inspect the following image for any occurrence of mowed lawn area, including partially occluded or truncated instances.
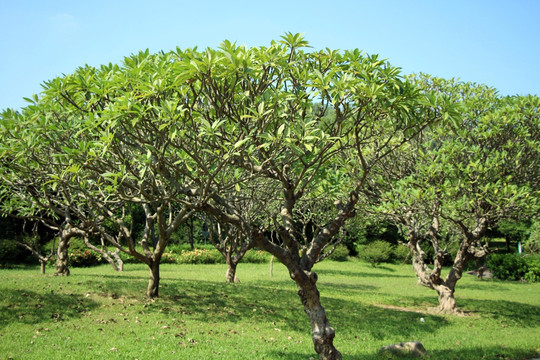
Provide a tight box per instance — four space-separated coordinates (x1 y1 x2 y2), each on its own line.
1 259 539 359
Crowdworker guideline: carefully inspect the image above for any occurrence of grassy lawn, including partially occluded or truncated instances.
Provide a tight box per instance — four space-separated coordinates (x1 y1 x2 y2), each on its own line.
1 259 539 359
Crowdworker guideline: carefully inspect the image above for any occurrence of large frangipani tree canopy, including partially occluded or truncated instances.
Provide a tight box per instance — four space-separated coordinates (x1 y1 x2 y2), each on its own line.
1 34 463 359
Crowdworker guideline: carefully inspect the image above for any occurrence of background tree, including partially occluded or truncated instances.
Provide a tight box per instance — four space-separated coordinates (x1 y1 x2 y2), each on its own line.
374 76 540 313
0 106 92 276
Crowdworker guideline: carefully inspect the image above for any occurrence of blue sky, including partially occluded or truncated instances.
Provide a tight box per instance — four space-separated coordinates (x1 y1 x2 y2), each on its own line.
1 0 539 110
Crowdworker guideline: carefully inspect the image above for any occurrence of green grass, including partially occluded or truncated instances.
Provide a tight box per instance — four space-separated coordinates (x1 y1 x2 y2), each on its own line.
1 260 539 359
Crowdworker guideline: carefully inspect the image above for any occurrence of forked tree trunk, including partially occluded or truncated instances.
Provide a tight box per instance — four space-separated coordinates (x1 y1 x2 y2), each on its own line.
18 242 54 275
147 261 160 298
55 234 70 276
293 270 342 360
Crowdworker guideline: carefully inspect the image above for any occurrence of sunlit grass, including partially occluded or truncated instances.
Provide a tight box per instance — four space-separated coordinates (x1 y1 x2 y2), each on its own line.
1 259 538 359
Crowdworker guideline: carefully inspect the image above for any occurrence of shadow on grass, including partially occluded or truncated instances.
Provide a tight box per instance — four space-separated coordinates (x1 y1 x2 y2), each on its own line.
76 274 449 339
323 295 448 340
66 268 538 332
422 346 539 360
316 267 412 279
459 298 540 327
0 289 99 328
3 268 537 360
267 344 539 360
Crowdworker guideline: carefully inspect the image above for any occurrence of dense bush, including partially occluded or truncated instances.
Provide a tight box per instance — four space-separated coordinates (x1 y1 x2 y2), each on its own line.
168 243 214 253
69 249 103 267
176 248 225 264
487 253 539 282
488 253 527 280
242 249 271 263
392 244 411 264
173 248 271 265
117 246 271 265
523 256 540 282
359 240 394 267
523 222 540 254
0 238 23 266
326 244 350 261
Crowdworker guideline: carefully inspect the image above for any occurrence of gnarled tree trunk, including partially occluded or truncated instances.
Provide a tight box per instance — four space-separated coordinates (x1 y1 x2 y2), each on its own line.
434 284 458 313
106 250 124 272
55 232 70 276
293 269 341 360
18 239 55 275
55 226 87 276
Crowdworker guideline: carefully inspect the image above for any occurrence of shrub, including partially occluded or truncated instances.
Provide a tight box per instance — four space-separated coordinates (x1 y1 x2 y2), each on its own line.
523 222 540 254
69 249 102 267
523 255 540 282
360 240 394 267
161 251 178 264
168 243 215 254
392 244 411 264
0 238 24 266
487 253 528 281
118 251 141 264
325 244 350 261
176 248 225 264
242 249 271 263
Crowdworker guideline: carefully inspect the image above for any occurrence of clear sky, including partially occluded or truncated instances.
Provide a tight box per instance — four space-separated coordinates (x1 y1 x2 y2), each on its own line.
1 0 539 110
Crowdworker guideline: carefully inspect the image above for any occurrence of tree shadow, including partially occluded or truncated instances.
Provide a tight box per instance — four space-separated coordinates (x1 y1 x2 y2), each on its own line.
80 274 450 340
316 268 412 279
322 296 448 340
458 298 540 327
0 289 99 329
267 344 539 359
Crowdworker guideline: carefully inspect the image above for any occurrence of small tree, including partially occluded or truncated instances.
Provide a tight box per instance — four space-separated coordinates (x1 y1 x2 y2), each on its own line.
17 223 55 274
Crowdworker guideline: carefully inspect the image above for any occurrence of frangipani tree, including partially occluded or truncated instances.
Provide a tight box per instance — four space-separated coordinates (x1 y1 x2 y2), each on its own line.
374 76 540 313
167 34 452 359
0 105 96 276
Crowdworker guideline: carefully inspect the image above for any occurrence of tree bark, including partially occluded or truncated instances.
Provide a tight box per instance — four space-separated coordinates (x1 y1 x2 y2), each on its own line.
83 236 124 271
40 260 46 275
293 270 342 360
55 233 70 276
187 217 194 250
434 284 458 313
147 261 160 298
112 252 124 272
225 260 239 283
